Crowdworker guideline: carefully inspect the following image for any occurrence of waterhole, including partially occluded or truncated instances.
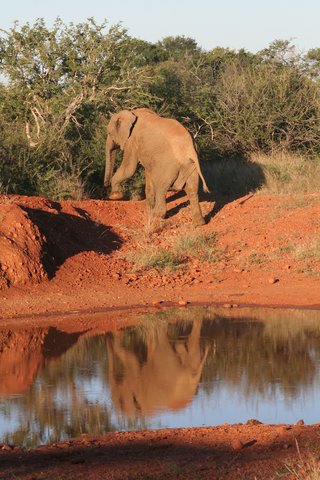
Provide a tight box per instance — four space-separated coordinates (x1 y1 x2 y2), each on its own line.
1 307 320 447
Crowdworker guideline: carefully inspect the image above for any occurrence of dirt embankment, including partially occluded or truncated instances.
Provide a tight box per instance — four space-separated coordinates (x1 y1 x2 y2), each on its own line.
0 192 319 318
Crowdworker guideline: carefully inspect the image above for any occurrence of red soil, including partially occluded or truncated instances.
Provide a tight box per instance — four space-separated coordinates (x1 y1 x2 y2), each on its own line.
0 192 319 479
0 192 319 317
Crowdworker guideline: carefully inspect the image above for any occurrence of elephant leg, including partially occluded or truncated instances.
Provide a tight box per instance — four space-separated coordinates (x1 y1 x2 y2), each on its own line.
145 175 156 212
185 170 205 226
154 188 167 220
109 152 138 200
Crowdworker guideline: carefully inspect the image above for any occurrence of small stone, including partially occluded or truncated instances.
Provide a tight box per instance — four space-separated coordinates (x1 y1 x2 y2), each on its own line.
233 268 243 273
246 419 263 426
178 299 188 306
296 419 305 426
223 303 232 309
231 438 244 451
1 444 13 451
268 277 279 284
152 300 163 305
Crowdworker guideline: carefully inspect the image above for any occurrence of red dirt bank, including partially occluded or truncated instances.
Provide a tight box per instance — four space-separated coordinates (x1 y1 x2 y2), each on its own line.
0 192 319 318
0 192 319 479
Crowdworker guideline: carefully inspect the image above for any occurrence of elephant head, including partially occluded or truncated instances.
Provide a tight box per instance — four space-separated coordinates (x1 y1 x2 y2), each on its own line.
104 110 137 187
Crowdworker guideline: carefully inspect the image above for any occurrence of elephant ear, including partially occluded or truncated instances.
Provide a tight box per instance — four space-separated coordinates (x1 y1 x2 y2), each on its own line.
114 110 136 149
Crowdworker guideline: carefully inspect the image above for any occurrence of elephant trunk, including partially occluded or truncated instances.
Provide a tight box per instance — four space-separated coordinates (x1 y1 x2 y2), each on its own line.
104 137 118 187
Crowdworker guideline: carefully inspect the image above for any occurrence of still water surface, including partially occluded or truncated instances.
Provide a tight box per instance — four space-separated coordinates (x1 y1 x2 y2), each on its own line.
1 307 320 447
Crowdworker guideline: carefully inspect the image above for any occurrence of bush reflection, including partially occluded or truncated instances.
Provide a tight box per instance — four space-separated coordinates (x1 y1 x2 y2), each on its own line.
0 308 320 447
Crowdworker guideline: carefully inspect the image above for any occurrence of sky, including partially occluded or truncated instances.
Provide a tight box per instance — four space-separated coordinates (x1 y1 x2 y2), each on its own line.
1 0 319 53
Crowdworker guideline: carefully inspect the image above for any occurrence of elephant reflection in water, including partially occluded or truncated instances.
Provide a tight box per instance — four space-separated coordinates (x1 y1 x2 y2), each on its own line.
107 321 209 417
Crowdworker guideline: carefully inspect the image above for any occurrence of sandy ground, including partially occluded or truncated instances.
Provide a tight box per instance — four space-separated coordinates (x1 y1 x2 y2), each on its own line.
0 192 320 479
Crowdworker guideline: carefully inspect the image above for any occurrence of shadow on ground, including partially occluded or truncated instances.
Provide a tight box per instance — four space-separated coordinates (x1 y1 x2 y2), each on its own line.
167 158 266 223
0 432 295 480
22 205 122 278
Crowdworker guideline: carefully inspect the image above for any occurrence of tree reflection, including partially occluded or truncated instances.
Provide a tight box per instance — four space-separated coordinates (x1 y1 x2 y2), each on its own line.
0 329 113 447
0 308 320 447
200 317 320 398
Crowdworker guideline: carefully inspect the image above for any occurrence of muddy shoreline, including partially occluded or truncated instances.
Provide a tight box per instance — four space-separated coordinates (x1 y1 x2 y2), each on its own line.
1 423 320 479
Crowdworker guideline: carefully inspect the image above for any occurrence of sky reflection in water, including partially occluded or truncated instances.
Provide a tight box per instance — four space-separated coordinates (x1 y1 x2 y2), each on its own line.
0 307 320 447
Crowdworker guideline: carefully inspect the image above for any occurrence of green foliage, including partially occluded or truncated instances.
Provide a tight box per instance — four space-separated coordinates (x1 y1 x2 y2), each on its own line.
0 20 319 199
215 61 320 154
0 18 152 198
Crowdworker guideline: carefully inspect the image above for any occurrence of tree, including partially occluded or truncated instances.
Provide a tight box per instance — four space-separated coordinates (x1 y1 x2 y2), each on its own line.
0 18 152 196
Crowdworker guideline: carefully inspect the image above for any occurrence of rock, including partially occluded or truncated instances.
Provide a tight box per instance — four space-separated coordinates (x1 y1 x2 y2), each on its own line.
1 444 13 451
296 419 305 426
268 277 279 284
246 419 263 426
178 299 188 306
223 303 232 309
231 438 244 451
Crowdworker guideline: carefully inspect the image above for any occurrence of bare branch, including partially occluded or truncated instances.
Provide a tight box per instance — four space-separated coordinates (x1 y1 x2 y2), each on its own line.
25 122 39 147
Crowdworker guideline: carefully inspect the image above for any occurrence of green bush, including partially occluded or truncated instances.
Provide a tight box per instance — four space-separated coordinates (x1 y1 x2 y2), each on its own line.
0 21 320 200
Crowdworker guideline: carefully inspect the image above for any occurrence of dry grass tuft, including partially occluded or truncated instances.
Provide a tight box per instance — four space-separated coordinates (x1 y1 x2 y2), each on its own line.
253 152 320 195
294 237 320 261
281 440 320 479
172 232 219 263
125 246 184 272
124 231 219 273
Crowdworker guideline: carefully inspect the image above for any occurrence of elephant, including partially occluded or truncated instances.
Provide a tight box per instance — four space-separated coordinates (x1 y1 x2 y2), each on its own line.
106 320 209 418
104 108 209 226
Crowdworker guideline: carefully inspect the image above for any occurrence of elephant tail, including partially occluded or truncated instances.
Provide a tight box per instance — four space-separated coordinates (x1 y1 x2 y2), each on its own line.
192 158 210 193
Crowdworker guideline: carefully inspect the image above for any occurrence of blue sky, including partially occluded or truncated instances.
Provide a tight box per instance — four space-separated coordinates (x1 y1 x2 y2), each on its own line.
1 0 319 53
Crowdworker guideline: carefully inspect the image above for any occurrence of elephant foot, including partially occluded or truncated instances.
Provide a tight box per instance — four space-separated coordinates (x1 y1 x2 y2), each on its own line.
193 216 206 227
109 191 124 200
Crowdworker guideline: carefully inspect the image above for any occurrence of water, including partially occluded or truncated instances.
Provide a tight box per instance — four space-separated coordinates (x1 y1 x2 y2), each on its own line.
1 307 320 447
